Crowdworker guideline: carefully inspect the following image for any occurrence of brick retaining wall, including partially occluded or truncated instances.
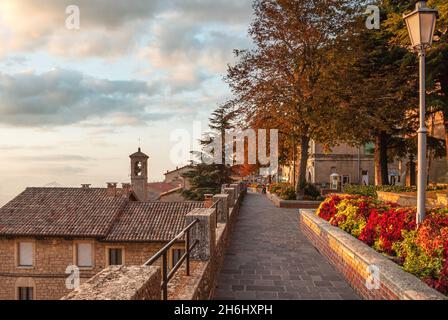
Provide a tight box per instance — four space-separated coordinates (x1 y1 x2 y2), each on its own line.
299 209 446 300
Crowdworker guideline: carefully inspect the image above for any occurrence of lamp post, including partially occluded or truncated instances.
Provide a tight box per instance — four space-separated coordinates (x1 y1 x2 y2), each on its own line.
403 1 438 225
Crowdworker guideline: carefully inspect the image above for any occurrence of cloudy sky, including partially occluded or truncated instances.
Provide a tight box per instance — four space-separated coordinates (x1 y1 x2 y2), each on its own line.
0 0 253 205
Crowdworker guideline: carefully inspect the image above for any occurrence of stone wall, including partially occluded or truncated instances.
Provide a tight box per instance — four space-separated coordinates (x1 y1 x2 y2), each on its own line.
62 265 161 300
265 191 321 209
188 190 244 300
299 209 446 300
169 186 245 300
377 191 439 208
0 238 172 300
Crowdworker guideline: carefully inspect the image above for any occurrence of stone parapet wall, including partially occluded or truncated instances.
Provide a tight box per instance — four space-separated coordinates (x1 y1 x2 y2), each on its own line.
170 189 245 300
377 191 439 208
299 209 446 300
62 265 161 300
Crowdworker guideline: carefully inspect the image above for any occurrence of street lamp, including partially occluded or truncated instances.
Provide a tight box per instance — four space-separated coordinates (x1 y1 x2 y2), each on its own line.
403 1 438 225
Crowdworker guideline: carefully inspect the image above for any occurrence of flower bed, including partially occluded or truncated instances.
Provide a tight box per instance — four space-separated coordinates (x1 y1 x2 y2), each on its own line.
317 194 448 295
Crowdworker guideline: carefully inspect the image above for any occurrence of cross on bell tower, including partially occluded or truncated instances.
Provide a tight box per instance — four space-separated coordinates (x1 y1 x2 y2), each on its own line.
129 147 149 201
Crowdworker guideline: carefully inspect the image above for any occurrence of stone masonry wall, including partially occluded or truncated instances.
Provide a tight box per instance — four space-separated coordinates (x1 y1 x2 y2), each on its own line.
62 265 161 300
0 238 173 300
178 189 245 300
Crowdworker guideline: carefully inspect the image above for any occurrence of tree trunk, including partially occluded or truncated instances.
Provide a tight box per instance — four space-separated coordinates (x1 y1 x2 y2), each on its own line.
443 110 448 164
408 154 416 186
295 135 310 198
374 132 389 185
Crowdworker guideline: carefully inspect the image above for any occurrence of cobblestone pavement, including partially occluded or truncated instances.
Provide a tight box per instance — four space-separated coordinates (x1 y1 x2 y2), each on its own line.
213 193 360 300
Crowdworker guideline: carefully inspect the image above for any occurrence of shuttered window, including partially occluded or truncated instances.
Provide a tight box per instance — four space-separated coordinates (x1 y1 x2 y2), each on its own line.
18 287 34 300
108 248 123 266
18 242 33 267
77 243 93 267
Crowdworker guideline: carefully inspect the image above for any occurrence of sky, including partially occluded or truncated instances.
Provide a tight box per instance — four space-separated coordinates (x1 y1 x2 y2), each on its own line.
0 0 254 205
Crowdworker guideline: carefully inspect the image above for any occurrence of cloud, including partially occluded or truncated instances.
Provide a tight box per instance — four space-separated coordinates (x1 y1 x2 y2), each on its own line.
0 0 165 58
142 11 251 92
0 0 252 59
13 155 94 162
0 144 56 151
0 68 162 126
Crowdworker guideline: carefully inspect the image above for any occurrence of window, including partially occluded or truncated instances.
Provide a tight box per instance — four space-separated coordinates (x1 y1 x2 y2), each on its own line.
18 287 33 300
342 175 351 186
76 243 93 267
108 248 123 266
171 249 185 269
135 161 143 176
18 242 33 267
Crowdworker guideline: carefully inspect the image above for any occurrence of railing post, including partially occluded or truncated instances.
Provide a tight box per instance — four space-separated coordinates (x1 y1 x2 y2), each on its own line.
186 231 190 276
204 194 213 208
185 208 216 261
224 188 235 208
229 184 240 203
213 194 229 223
221 184 229 194
162 252 168 300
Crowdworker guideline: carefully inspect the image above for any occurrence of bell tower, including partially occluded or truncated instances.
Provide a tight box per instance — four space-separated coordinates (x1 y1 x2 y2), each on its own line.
129 147 149 201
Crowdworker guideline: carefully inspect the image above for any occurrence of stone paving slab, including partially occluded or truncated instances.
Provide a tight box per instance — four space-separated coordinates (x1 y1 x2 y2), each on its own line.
213 193 359 300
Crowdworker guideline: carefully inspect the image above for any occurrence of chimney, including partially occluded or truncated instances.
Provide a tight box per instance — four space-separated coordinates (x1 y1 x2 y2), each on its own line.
121 183 132 197
81 184 91 189
106 183 118 197
204 194 214 208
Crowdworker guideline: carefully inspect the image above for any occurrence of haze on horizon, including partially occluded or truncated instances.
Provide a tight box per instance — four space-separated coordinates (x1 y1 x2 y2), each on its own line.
0 0 253 205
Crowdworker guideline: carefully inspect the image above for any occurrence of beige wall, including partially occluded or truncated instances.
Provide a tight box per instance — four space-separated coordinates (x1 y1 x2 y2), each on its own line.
164 167 192 189
0 237 183 300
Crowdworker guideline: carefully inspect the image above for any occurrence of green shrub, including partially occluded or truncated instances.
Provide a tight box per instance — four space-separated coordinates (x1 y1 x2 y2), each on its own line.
269 182 296 200
279 187 296 200
304 183 321 199
342 185 377 197
342 185 419 198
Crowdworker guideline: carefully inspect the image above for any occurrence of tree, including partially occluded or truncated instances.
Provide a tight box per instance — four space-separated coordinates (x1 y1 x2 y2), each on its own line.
384 0 448 163
181 104 236 200
318 2 419 185
226 0 355 195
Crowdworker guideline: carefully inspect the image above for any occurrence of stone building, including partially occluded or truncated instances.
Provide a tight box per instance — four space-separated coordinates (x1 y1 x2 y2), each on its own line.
164 165 194 190
280 141 376 189
0 148 204 300
280 113 448 188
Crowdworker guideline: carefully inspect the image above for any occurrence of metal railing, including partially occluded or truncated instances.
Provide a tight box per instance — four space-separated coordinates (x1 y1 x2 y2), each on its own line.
143 218 199 300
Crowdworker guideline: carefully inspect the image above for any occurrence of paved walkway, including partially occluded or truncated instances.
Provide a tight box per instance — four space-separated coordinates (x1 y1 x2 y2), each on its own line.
213 193 359 300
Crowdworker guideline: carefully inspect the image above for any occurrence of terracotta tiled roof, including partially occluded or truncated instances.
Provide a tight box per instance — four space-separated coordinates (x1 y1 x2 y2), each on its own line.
104 201 204 242
0 188 127 237
147 182 179 201
0 187 204 242
147 182 179 193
